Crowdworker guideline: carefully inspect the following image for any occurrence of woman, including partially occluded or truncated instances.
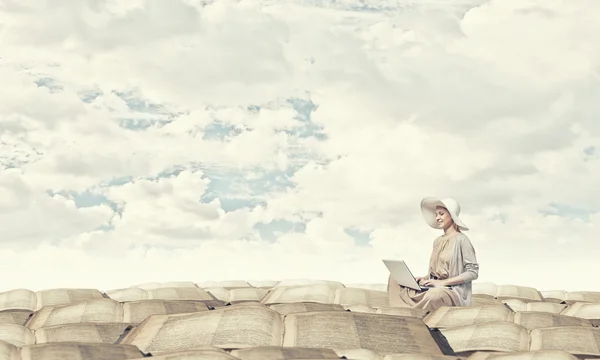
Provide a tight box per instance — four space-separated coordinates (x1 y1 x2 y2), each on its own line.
388 197 479 310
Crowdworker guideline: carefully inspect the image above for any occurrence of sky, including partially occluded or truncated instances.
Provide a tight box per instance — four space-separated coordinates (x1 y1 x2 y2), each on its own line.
0 0 599 294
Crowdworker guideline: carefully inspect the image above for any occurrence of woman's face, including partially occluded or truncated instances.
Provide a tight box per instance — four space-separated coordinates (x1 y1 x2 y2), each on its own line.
435 206 454 230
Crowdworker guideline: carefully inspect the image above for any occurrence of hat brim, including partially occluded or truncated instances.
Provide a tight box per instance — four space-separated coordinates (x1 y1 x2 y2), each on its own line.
420 197 469 231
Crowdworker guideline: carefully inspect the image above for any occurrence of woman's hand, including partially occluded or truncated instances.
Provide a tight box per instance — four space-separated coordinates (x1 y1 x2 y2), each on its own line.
415 276 429 284
420 279 446 287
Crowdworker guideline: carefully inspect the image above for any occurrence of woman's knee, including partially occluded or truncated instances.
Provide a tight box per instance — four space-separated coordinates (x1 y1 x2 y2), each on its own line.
424 288 446 300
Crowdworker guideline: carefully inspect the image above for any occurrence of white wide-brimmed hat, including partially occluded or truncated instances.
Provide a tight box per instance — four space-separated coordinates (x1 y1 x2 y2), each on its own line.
420 197 469 231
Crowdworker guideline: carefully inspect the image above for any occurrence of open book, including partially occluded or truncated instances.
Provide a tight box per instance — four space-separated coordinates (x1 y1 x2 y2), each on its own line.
539 291 600 304
470 296 506 306
25 299 124 330
0 341 143 360
105 287 224 307
472 283 544 302
560 302 600 320
424 305 595 330
122 300 210 324
0 289 105 312
205 287 269 304
267 302 347 315
260 284 389 309
501 299 566 314
33 323 133 344
24 297 217 331
118 304 448 356
436 321 600 357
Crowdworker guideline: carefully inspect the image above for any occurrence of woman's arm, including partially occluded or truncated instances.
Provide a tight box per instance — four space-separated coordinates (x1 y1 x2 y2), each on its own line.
440 275 466 286
441 236 479 286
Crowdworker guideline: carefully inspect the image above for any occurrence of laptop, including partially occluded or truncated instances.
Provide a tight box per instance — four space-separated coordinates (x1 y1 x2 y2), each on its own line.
382 259 444 291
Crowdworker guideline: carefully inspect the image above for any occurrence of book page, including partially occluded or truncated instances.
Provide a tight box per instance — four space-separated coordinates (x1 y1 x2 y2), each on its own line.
375 307 428 318
0 323 35 347
540 291 567 303
268 302 345 316
0 310 33 326
205 288 230 303
122 300 209 324
229 288 269 304
496 286 542 302
147 288 222 308
26 299 124 330
424 305 514 329
472 283 498 298
230 346 340 359
119 305 283 353
502 299 526 312
261 285 337 305
247 280 278 289
525 302 566 314
19 343 144 360
282 310 444 355
35 289 105 311
560 302 600 319
0 340 19 360
513 311 593 330
343 304 375 313
334 288 389 308
104 288 149 303
564 292 600 304
529 326 600 357
226 302 265 308
0 290 37 312
471 296 505 306
34 323 133 344
438 321 529 353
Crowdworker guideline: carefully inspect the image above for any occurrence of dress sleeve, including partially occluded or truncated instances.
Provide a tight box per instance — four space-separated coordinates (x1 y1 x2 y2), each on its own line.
458 234 479 282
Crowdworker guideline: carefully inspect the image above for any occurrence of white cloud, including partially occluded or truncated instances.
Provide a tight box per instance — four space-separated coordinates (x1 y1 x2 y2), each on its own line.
0 0 599 294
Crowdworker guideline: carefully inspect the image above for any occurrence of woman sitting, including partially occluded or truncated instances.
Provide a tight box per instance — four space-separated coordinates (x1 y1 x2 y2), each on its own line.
388 197 479 311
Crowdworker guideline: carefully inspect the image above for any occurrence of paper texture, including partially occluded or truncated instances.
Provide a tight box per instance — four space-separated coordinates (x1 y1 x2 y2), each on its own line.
283 310 444 355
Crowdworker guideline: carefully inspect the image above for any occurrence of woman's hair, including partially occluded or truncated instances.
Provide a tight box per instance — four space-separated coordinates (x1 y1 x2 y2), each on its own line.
453 222 462 232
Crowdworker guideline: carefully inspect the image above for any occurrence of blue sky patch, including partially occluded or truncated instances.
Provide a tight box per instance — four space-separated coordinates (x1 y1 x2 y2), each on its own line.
344 227 372 247
541 202 597 221
34 77 63 93
46 189 124 215
286 97 327 140
203 121 243 141
254 219 307 242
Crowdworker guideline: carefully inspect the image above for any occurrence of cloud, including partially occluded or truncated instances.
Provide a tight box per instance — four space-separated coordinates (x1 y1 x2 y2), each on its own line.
1 0 599 293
